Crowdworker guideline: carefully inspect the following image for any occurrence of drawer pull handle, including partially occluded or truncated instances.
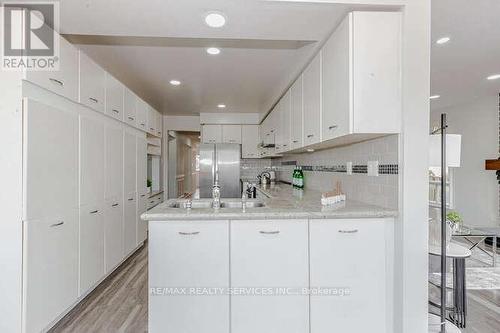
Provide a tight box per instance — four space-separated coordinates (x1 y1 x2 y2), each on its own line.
49 78 64 86
128 198 134 201
112 203 119 207
307 134 314 138
328 125 338 130
140 123 145 126
140 194 146 197
292 140 298 143
90 210 99 214
150 201 155 204
89 97 98 103
150 127 154 131
259 230 280 235
128 116 135 121
338 229 359 234
112 109 120 114
179 231 200 236
50 221 64 227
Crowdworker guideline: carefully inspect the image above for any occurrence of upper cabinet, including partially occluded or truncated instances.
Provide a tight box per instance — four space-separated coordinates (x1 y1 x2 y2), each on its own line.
105 73 124 121
156 111 163 138
202 125 222 144
290 76 304 150
303 52 322 147
222 125 242 144
79 51 105 113
136 98 148 131
241 125 260 158
275 89 291 154
124 88 137 127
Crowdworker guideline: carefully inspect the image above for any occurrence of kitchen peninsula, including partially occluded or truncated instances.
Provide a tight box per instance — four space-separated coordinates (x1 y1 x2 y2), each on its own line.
142 183 397 333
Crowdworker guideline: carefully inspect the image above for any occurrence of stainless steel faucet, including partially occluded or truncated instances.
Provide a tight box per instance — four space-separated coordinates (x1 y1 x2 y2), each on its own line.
212 171 221 209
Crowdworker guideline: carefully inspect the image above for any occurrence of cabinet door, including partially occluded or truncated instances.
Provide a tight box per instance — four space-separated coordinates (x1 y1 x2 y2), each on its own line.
273 100 283 153
23 213 78 333
303 52 322 146
137 193 148 244
309 219 388 333
24 34 78 101
202 124 222 143
124 88 137 126
136 136 148 195
322 15 351 141
79 51 105 113
105 124 124 200
123 130 137 194
123 192 137 255
79 205 105 295
241 125 260 158
147 107 157 135
222 125 242 144
23 99 78 220
149 221 230 333
135 99 148 131
231 220 309 333
278 90 291 153
104 199 124 273
352 12 401 133
156 110 163 137
290 76 304 150
105 73 124 121
79 115 104 207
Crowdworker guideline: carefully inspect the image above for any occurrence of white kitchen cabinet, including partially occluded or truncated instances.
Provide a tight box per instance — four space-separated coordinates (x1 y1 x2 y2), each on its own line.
23 213 78 333
149 221 230 333
124 88 137 127
202 124 222 143
290 75 304 150
79 205 105 295
23 99 79 220
231 220 309 333
24 34 79 102
309 219 389 333
123 130 137 194
303 52 322 146
79 115 105 207
136 135 148 244
124 192 137 255
241 125 260 158
222 125 242 144
104 199 124 273
156 110 163 137
276 90 291 153
136 98 148 131
105 124 124 201
137 193 148 244
79 51 105 113
322 12 401 141
147 107 157 135
105 73 124 121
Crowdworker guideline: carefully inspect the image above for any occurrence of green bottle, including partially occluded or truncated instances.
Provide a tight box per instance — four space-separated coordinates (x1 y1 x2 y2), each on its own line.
292 167 298 187
296 167 304 189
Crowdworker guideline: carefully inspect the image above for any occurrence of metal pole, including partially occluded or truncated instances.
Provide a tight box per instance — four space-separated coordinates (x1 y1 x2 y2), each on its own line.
440 113 447 333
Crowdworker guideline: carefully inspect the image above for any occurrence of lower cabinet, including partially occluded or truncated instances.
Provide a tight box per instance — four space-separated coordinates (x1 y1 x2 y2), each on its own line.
104 198 124 273
23 212 79 333
309 219 389 333
149 221 230 333
230 220 309 333
79 205 105 295
123 192 137 256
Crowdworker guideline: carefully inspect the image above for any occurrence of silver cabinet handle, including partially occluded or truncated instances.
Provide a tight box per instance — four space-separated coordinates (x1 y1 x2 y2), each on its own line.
50 221 64 227
150 127 154 131
179 231 200 236
128 198 134 201
338 229 359 234
112 203 119 207
128 116 135 121
259 230 280 235
283 144 288 147
150 200 155 204
328 125 338 130
89 97 98 103
307 134 314 138
140 123 145 126
112 109 120 114
90 210 99 214
270 129 275 133
292 140 298 143
140 194 146 197
49 78 64 86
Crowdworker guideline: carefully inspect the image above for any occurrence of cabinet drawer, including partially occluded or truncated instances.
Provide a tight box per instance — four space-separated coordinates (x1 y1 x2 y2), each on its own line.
105 73 124 121
79 51 105 113
24 34 78 102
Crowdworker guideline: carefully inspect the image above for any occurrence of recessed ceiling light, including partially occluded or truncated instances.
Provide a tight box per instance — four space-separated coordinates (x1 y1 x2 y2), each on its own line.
205 12 226 28
217 104 226 108
436 37 450 45
429 95 440 100
207 47 221 55
169 80 181 86
487 74 500 80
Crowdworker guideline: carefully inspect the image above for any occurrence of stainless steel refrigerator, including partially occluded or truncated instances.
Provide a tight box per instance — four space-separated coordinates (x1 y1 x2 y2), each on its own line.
199 143 241 198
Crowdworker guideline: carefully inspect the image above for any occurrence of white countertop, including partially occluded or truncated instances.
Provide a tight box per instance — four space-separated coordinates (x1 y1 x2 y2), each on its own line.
141 182 398 221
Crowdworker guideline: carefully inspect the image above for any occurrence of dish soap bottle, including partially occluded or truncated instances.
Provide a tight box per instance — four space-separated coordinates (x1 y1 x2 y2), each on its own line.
292 167 298 187
296 167 304 189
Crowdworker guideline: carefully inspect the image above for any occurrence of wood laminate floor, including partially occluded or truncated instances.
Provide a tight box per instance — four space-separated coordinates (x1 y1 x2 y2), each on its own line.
50 242 500 333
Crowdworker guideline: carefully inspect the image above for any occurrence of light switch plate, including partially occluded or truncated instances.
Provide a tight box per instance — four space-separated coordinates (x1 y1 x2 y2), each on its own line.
346 162 353 175
368 161 379 176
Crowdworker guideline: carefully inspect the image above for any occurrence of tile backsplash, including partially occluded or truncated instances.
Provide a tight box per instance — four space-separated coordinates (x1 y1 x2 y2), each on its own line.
273 135 399 209
240 158 272 181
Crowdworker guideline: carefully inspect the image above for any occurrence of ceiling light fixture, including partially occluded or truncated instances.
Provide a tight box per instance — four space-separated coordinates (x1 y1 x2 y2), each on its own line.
487 74 500 80
436 37 450 45
169 80 181 86
429 95 440 100
217 104 226 108
207 47 221 55
205 12 226 28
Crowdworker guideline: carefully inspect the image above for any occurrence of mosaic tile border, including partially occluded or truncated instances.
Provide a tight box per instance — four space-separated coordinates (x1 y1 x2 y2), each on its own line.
281 161 399 175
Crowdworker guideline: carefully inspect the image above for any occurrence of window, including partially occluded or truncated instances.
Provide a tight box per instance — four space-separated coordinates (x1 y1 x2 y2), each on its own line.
429 167 454 208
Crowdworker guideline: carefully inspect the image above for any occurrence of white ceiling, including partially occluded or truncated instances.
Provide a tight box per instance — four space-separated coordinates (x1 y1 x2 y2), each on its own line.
50 0 393 115
431 0 500 111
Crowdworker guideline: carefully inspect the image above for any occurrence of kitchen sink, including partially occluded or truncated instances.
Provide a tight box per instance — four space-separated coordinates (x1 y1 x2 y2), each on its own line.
220 201 265 208
168 199 265 209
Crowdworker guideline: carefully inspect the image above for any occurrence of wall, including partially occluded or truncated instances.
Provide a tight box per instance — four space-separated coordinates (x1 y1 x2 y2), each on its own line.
274 135 399 209
430 95 499 227
241 158 272 182
164 115 200 131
